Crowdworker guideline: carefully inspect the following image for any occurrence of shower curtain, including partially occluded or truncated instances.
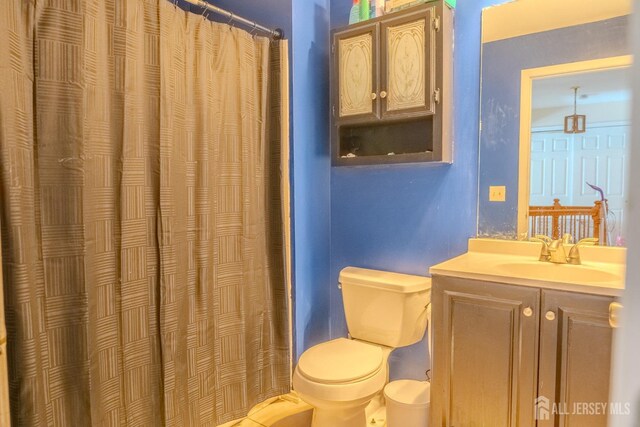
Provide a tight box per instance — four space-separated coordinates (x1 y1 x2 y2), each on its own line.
0 230 9 427
0 0 291 425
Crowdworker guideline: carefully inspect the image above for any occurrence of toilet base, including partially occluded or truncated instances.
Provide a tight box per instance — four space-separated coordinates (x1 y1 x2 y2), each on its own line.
300 391 386 427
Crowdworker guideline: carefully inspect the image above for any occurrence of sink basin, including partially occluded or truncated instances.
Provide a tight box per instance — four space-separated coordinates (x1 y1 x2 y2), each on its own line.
495 261 622 284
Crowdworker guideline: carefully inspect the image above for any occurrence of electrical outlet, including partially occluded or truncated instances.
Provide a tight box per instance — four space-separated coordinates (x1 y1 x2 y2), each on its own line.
489 186 506 202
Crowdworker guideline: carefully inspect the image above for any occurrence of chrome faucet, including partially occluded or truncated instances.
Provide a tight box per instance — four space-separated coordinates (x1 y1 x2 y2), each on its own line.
532 235 599 265
567 238 599 265
547 239 568 264
531 235 573 264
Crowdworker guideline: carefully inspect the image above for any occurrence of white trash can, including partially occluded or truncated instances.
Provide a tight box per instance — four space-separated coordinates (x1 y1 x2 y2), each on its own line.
384 380 430 427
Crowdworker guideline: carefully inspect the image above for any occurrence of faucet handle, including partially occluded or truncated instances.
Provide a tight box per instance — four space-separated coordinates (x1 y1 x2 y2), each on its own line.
577 237 599 245
567 237 599 265
530 236 551 261
534 234 552 244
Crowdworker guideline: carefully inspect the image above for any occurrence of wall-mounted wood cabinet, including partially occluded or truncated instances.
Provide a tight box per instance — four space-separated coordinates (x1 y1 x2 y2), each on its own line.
431 275 615 427
331 1 453 166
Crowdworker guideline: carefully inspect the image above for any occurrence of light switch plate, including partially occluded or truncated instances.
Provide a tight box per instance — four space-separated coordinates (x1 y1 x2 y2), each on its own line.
489 186 506 202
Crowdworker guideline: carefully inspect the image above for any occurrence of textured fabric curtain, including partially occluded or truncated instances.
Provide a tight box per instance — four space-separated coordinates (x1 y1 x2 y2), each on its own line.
0 231 10 427
0 0 290 425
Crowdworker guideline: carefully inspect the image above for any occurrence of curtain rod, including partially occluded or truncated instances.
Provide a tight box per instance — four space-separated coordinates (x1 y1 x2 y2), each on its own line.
182 0 284 39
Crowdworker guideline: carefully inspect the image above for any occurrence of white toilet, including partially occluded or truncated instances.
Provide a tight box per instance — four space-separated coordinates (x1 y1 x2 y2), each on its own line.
293 266 431 427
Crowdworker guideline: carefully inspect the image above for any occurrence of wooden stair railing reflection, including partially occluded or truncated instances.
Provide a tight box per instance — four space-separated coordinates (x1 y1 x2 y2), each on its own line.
529 198 606 245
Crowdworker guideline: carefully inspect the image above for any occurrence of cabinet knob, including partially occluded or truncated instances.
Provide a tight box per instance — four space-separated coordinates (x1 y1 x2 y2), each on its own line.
609 302 623 328
545 311 556 321
371 92 377 100
380 90 387 99
523 307 533 317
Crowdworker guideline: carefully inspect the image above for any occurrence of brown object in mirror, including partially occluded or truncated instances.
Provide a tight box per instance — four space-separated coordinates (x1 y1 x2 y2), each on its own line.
563 114 586 133
529 198 606 244
563 86 587 134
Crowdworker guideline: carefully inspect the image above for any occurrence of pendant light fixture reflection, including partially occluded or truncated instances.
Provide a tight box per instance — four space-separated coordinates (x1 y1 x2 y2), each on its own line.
564 86 586 134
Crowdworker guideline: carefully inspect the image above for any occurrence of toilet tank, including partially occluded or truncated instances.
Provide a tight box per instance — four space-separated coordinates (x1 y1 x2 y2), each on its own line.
339 267 431 348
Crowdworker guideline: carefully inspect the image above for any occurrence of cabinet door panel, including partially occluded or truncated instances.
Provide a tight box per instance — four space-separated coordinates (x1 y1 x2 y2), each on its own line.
538 290 614 427
335 24 378 122
381 8 435 118
431 276 540 427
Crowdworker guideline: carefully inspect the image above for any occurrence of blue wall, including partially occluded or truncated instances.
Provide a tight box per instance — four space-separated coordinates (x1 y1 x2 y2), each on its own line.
478 17 630 237
213 0 548 380
211 0 292 38
290 0 333 360
329 0 508 381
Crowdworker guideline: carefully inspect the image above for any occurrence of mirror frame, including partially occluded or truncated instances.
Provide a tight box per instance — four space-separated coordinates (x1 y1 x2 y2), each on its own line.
516 55 634 238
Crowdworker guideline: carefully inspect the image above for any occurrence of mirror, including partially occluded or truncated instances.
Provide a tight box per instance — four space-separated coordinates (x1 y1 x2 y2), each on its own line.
477 0 632 245
521 58 632 246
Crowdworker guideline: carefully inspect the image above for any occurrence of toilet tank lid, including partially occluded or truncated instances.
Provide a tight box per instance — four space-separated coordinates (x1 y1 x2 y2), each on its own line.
339 267 432 293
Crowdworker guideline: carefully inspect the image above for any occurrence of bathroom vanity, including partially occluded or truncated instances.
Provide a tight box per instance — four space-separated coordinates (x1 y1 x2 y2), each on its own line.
429 239 625 427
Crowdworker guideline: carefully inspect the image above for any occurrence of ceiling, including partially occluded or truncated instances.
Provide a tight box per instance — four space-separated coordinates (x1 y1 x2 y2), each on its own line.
532 66 632 109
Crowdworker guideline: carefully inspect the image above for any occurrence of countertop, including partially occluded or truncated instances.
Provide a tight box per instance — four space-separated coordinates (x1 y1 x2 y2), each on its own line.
429 238 626 297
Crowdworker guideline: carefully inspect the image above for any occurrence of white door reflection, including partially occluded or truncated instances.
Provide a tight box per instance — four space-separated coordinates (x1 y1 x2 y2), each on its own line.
529 66 631 245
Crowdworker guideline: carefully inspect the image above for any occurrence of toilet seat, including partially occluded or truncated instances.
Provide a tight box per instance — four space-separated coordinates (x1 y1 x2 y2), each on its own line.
297 338 383 384
292 338 390 403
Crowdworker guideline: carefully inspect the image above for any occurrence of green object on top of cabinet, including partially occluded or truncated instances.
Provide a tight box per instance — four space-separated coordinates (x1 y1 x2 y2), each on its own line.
331 1 453 166
360 0 370 20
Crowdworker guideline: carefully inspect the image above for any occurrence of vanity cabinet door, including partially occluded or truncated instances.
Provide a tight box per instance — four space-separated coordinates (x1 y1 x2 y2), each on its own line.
537 290 614 427
431 276 540 427
334 23 379 123
380 7 436 119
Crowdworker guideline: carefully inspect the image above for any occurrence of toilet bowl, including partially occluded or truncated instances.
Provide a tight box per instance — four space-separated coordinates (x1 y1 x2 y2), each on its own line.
293 338 392 427
293 267 432 427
